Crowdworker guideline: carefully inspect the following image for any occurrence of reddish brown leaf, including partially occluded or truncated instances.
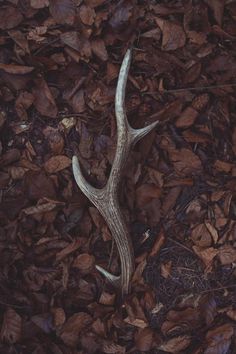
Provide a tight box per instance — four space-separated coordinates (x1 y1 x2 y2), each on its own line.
79 5 96 25
205 323 233 354
192 246 218 269
72 253 95 274
158 335 191 353
33 78 58 118
91 39 108 61
44 155 71 173
155 17 186 51
49 0 76 25
109 2 133 32
8 30 30 54
217 245 236 265
60 312 92 347
24 170 56 201
175 107 198 128
0 308 22 344
136 183 161 208
149 229 165 257
15 91 34 120
191 223 212 247
0 7 23 30
169 148 202 175
99 291 116 306
31 0 49 9
51 307 66 327
0 64 34 75
135 327 154 352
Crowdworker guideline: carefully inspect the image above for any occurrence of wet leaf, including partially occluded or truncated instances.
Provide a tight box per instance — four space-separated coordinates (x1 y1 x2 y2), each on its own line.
0 308 22 344
44 155 71 173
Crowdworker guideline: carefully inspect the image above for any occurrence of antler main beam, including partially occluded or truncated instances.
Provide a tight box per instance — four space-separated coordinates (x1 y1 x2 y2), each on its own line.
72 49 159 296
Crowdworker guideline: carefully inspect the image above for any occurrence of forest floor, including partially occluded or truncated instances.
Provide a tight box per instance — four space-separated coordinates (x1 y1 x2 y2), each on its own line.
0 1 236 353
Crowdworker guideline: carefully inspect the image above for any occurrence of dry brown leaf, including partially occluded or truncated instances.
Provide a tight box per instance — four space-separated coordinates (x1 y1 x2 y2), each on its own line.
158 335 191 353
79 5 96 25
0 7 23 30
60 32 91 58
169 148 202 175
71 89 85 113
33 78 58 118
102 342 126 354
162 186 181 214
15 91 34 120
205 323 233 354
56 239 83 262
0 308 22 344
44 155 71 173
43 126 64 154
8 30 30 54
192 246 218 269
217 245 236 265
214 159 234 173
136 183 161 208
161 261 172 278
49 0 76 25
72 253 95 274
135 327 154 352
51 307 66 327
109 2 133 32
22 199 64 215
60 312 92 347
24 170 56 201
91 39 108 61
99 291 116 306
175 107 198 128
205 0 225 26
149 229 165 257
30 0 49 8
155 17 186 51
161 307 201 335
0 64 34 75
205 222 218 244
191 223 212 247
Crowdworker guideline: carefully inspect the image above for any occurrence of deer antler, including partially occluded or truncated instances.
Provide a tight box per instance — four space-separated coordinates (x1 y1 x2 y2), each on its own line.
72 49 159 296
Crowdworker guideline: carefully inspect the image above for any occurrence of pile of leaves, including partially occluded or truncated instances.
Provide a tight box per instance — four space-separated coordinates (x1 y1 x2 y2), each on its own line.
0 0 236 353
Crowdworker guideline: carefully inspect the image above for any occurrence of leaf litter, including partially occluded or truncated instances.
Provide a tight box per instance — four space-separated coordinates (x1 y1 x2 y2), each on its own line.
0 1 236 353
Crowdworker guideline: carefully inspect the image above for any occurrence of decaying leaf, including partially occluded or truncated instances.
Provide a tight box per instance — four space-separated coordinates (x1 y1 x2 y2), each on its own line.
0 308 22 344
158 335 191 353
204 323 233 354
60 312 92 347
44 155 71 173
155 17 186 50
49 0 76 25
33 78 58 118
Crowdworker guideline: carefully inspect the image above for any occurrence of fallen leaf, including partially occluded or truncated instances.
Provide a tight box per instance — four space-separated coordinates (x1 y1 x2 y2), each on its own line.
205 222 218 244
0 7 23 30
51 307 66 327
22 199 64 215
15 91 34 120
149 229 165 257
161 261 172 278
205 0 225 26
49 0 76 25
109 2 133 32
91 39 108 61
205 323 233 354
79 5 96 25
136 183 161 208
155 17 186 51
99 291 116 306
33 78 58 118
175 107 198 128
8 30 30 54
0 308 22 344
72 253 95 274
191 223 212 247
135 327 154 352
217 245 236 265
169 148 202 175
158 335 191 352
102 342 126 354
192 246 218 269
44 155 71 173
0 64 34 75
31 0 49 8
24 170 56 201
60 312 92 347
56 239 82 262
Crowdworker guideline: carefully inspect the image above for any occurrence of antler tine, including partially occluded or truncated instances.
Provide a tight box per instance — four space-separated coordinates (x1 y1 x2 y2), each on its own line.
72 48 159 297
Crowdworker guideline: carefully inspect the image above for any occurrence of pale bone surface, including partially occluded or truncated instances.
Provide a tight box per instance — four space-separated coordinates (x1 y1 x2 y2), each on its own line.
72 49 159 296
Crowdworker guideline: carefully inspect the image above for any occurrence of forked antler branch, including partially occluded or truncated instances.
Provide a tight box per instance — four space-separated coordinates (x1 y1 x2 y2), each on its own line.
72 49 159 296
